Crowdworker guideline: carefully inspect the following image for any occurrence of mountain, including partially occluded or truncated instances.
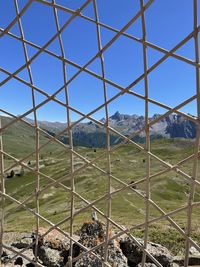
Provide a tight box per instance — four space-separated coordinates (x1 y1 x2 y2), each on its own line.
32 112 198 146
107 112 196 138
70 112 197 147
1 112 197 148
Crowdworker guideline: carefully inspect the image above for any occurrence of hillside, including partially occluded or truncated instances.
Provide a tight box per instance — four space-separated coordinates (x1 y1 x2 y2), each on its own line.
1 117 200 254
1 114 200 255
1 116 64 160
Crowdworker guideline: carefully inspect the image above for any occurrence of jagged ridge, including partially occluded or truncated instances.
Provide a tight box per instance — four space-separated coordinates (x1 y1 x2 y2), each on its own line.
2 112 197 148
39 112 197 147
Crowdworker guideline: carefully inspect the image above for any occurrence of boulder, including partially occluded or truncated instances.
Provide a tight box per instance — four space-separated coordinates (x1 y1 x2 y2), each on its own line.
190 246 200 255
35 246 61 267
28 223 175 267
173 254 200 266
189 246 200 265
74 254 102 267
75 221 128 267
12 235 33 249
1 247 35 266
75 239 128 267
173 246 200 266
119 237 173 267
32 228 72 267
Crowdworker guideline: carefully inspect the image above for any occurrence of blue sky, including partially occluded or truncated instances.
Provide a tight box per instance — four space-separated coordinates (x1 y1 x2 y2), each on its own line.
0 0 198 122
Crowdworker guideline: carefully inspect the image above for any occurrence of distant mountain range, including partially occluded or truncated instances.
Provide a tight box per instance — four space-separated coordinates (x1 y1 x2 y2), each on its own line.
1 112 196 148
23 111 197 147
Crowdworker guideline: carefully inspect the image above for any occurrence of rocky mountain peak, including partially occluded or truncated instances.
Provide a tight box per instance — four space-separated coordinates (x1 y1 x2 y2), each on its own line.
110 111 123 121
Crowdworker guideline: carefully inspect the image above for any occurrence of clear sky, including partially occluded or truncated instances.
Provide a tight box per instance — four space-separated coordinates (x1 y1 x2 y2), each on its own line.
0 0 199 122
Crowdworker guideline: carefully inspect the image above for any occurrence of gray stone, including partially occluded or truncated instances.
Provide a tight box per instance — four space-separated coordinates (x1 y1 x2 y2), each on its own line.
74 254 102 267
28 223 175 267
12 236 33 249
119 237 173 267
32 228 70 267
1 247 35 266
173 254 200 266
35 246 61 267
75 221 128 267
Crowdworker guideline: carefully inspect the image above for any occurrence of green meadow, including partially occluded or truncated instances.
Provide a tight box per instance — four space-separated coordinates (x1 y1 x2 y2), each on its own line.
1 118 200 255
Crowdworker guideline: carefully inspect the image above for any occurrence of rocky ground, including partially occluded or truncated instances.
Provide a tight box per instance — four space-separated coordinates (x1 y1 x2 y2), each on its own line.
1 220 200 267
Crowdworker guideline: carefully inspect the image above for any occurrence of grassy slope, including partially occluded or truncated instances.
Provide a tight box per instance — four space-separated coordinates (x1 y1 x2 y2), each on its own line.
1 118 200 254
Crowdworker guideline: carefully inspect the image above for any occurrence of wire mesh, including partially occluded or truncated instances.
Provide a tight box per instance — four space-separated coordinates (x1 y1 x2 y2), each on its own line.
0 1 200 267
